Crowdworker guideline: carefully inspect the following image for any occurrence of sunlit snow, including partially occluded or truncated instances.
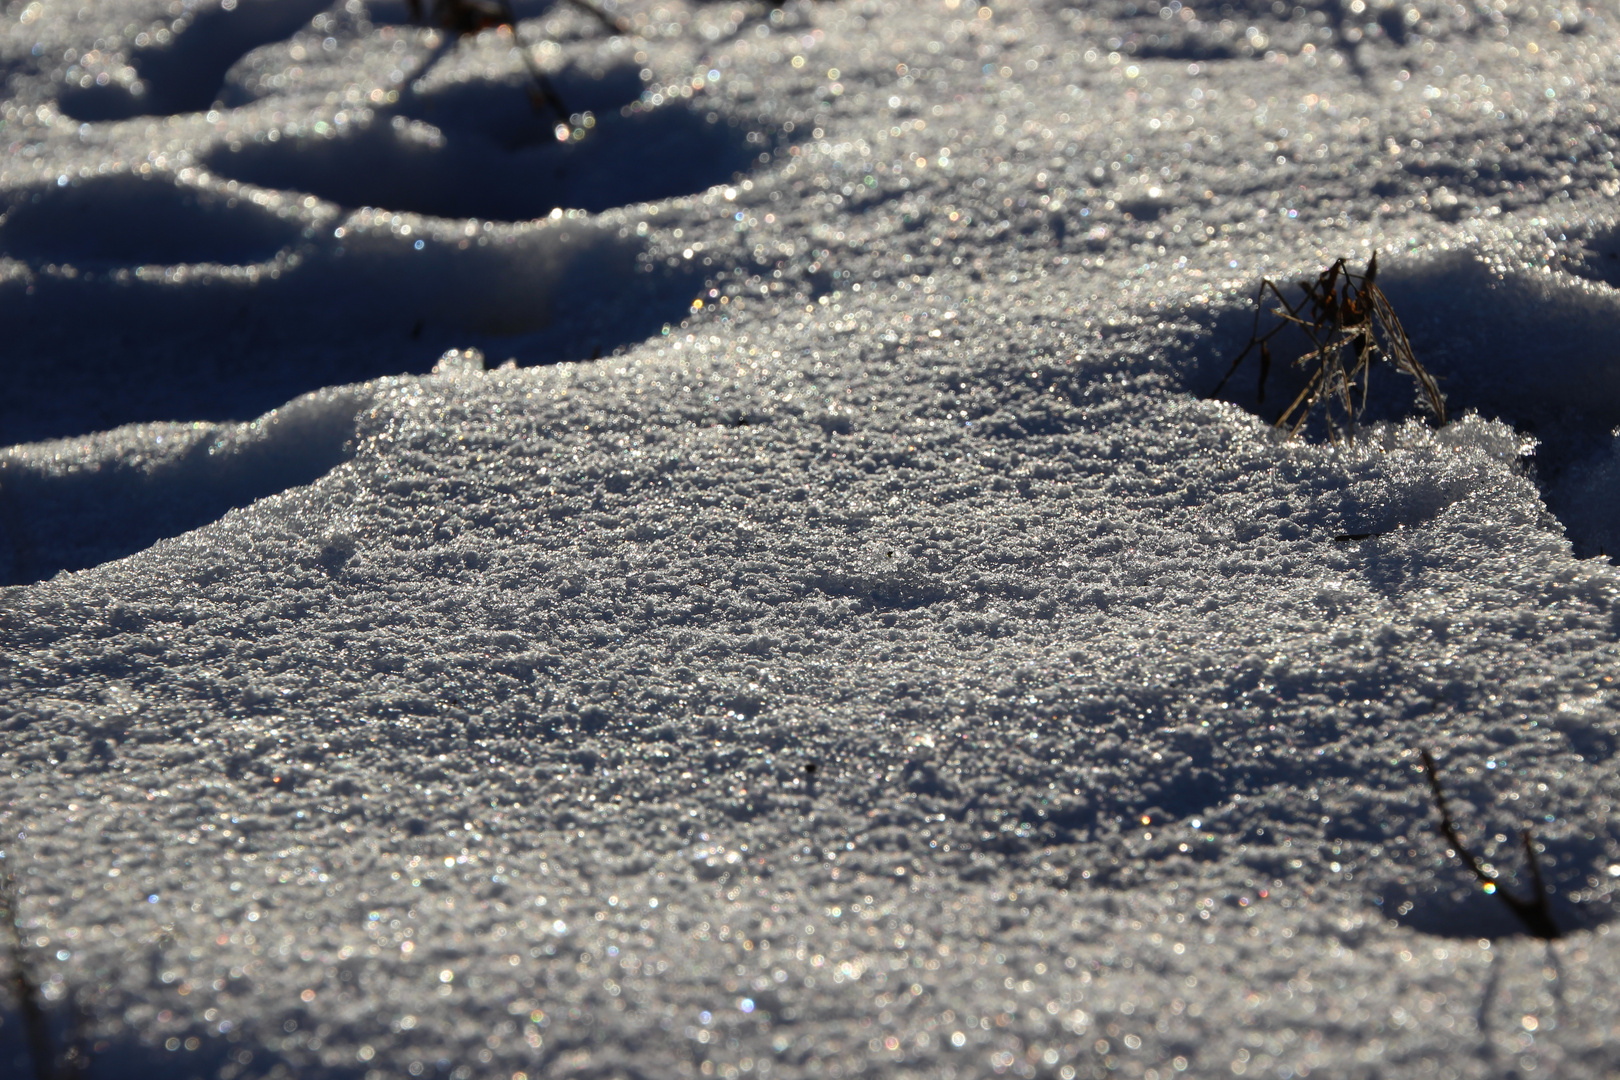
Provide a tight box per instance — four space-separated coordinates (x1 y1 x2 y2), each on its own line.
4 0 1620 1077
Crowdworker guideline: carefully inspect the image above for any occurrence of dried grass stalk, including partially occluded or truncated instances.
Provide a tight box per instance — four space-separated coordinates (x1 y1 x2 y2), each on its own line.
1420 749 1561 941
1209 253 1446 441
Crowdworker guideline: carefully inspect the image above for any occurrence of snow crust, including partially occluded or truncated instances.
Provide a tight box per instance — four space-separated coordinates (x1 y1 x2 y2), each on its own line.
5 0 1620 1077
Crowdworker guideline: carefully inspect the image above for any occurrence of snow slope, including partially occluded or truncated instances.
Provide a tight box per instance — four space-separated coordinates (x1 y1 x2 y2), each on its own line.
5 0 1620 1077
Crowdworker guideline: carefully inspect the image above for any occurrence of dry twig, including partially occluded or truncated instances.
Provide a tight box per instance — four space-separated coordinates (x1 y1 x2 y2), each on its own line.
1420 749 1561 940
407 0 626 34
403 0 628 132
1208 253 1446 441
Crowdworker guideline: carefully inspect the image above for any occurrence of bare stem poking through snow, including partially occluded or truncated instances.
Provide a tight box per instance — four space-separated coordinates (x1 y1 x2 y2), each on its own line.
1420 749 1562 941
402 0 629 134
1210 253 1447 441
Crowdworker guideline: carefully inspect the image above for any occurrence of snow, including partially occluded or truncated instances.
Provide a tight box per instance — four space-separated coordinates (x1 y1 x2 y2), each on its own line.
1 383 369 583
4 0 1620 1077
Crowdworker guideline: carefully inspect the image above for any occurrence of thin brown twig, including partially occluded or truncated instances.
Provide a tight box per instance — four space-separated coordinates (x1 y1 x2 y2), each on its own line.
1420 749 1562 940
1208 253 1446 441
514 42 572 122
404 0 586 128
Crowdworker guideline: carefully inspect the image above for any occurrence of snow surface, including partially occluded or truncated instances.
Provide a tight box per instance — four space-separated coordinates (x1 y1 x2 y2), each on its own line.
6 0 1620 1077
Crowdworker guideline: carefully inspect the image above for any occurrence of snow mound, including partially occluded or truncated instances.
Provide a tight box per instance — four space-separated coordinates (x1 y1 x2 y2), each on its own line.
0 384 370 585
56 0 333 120
0 172 304 266
206 104 764 220
1 185 695 444
8 0 1620 1076
1194 250 1620 557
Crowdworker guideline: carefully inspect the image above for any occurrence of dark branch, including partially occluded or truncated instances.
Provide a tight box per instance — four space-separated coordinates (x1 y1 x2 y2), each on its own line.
1420 749 1561 940
1207 255 1445 441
